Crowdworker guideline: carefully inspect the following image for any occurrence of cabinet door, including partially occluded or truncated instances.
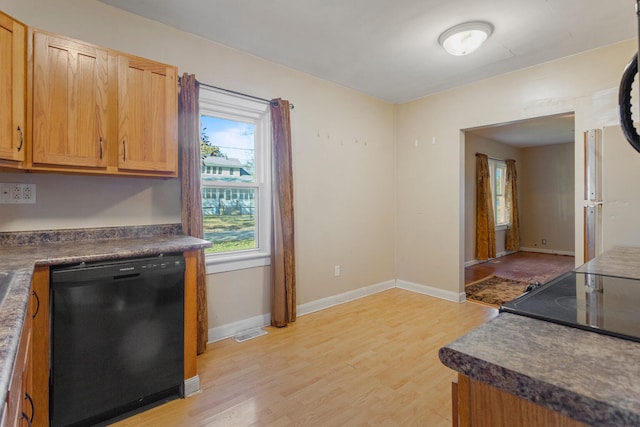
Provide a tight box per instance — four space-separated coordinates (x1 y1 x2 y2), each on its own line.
0 12 25 162
31 267 49 427
20 293 34 427
5 307 32 427
117 55 177 175
32 32 108 168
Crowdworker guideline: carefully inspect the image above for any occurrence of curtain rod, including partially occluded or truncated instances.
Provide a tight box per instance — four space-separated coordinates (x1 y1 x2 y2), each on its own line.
179 76 294 109
475 152 505 162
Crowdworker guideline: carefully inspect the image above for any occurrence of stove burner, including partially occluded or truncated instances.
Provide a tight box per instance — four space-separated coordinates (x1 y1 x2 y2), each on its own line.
554 296 577 311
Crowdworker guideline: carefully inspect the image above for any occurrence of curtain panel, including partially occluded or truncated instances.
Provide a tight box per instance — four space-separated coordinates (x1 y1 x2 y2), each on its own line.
270 98 297 327
505 159 521 251
179 73 209 354
475 153 496 260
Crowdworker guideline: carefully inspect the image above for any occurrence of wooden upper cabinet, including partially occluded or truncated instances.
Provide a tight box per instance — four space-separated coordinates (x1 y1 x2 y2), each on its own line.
32 31 109 168
29 41 179 176
117 54 177 175
0 12 26 163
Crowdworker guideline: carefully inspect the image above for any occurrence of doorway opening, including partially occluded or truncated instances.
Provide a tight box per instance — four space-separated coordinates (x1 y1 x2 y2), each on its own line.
462 112 576 306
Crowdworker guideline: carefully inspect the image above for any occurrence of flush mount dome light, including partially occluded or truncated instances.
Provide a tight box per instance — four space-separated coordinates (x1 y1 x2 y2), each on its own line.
438 21 493 56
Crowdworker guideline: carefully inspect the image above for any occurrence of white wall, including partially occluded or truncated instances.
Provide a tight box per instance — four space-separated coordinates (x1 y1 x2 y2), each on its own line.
519 143 575 253
396 39 636 296
0 0 397 335
0 172 181 230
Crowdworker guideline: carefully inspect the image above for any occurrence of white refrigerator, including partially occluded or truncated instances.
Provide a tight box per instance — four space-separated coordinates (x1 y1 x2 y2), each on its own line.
584 125 640 261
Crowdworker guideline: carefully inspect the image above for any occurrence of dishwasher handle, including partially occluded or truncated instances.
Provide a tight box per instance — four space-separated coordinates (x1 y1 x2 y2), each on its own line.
113 272 141 280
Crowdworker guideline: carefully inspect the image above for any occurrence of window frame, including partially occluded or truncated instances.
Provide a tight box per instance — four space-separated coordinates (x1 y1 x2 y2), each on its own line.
199 89 272 274
488 158 508 229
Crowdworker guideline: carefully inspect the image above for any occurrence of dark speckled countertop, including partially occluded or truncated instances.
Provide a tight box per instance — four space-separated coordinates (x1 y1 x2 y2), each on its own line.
0 224 211 418
439 247 640 427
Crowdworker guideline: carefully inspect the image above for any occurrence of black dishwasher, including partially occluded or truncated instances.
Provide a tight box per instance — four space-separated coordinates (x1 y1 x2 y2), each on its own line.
50 254 185 427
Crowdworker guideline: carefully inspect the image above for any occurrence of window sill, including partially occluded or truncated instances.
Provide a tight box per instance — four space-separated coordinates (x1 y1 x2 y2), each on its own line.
495 224 509 232
205 250 271 274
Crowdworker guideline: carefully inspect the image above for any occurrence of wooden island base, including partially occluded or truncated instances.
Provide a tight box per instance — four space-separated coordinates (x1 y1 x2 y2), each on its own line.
453 374 587 427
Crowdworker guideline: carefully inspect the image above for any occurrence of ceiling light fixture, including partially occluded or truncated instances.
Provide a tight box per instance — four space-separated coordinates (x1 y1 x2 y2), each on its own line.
438 21 493 56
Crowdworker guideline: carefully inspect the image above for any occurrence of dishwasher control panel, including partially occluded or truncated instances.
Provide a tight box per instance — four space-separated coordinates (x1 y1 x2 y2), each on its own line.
51 254 185 284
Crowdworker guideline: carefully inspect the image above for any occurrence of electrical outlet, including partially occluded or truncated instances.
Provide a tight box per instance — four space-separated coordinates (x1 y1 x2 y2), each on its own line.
334 265 341 277
542 239 547 245
11 185 21 200
22 184 35 202
0 183 36 204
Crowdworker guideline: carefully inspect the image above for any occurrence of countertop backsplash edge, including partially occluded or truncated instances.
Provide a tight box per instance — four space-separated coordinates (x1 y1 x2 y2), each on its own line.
0 223 184 246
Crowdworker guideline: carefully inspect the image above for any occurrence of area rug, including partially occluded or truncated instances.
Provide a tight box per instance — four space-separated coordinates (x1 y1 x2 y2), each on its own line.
465 275 529 307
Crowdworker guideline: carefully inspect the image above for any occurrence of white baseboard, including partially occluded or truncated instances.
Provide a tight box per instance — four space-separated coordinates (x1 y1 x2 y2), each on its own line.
497 250 516 258
464 250 518 267
297 280 396 316
396 279 465 303
207 280 396 343
520 247 575 256
184 375 201 397
464 259 481 267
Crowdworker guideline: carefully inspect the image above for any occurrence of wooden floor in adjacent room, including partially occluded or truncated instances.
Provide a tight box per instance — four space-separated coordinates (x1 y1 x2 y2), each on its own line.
112 289 497 427
464 251 575 285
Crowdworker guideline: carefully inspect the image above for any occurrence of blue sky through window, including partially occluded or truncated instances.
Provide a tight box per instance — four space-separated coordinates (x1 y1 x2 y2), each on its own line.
201 115 255 166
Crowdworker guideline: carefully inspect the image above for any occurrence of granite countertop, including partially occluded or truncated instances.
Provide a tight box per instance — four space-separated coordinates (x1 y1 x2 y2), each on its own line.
576 246 640 279
0 224 211 418
440 246 640 426
439 313 640 426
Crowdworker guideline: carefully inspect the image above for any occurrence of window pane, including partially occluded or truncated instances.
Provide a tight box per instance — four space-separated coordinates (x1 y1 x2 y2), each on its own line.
202 186 256 253
495 167 503 195
200 116 255 183
489 160 507 225
495 195 505 224
200 115 258 254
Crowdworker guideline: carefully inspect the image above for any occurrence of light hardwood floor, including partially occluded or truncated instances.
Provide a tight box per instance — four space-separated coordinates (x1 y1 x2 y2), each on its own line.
113 289 497 427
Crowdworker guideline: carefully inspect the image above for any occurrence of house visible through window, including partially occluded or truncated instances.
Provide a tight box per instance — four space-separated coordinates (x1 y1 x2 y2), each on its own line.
489 158 507 226
199 89 271 272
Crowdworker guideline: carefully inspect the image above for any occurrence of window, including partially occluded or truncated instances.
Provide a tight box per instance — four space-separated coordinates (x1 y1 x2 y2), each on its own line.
489 158 508 227
199 89 271 273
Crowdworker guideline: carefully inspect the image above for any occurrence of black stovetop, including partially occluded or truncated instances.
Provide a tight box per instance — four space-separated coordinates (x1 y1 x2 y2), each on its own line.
500 271 640 343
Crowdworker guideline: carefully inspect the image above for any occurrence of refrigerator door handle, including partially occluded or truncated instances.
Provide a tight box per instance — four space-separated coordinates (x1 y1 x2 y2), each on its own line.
584 204 602 262
584 129 602 202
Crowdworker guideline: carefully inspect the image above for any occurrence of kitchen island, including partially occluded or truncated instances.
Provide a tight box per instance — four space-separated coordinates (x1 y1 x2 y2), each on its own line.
0 224 210 426
440 247 640 427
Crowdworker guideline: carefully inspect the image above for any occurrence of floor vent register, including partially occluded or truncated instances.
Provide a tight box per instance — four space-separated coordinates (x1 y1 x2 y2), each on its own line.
233 328 268 343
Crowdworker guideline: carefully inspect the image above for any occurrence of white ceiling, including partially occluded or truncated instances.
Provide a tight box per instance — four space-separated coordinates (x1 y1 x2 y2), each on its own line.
97 0 633 146
466 113 576 148
97 0 637 104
